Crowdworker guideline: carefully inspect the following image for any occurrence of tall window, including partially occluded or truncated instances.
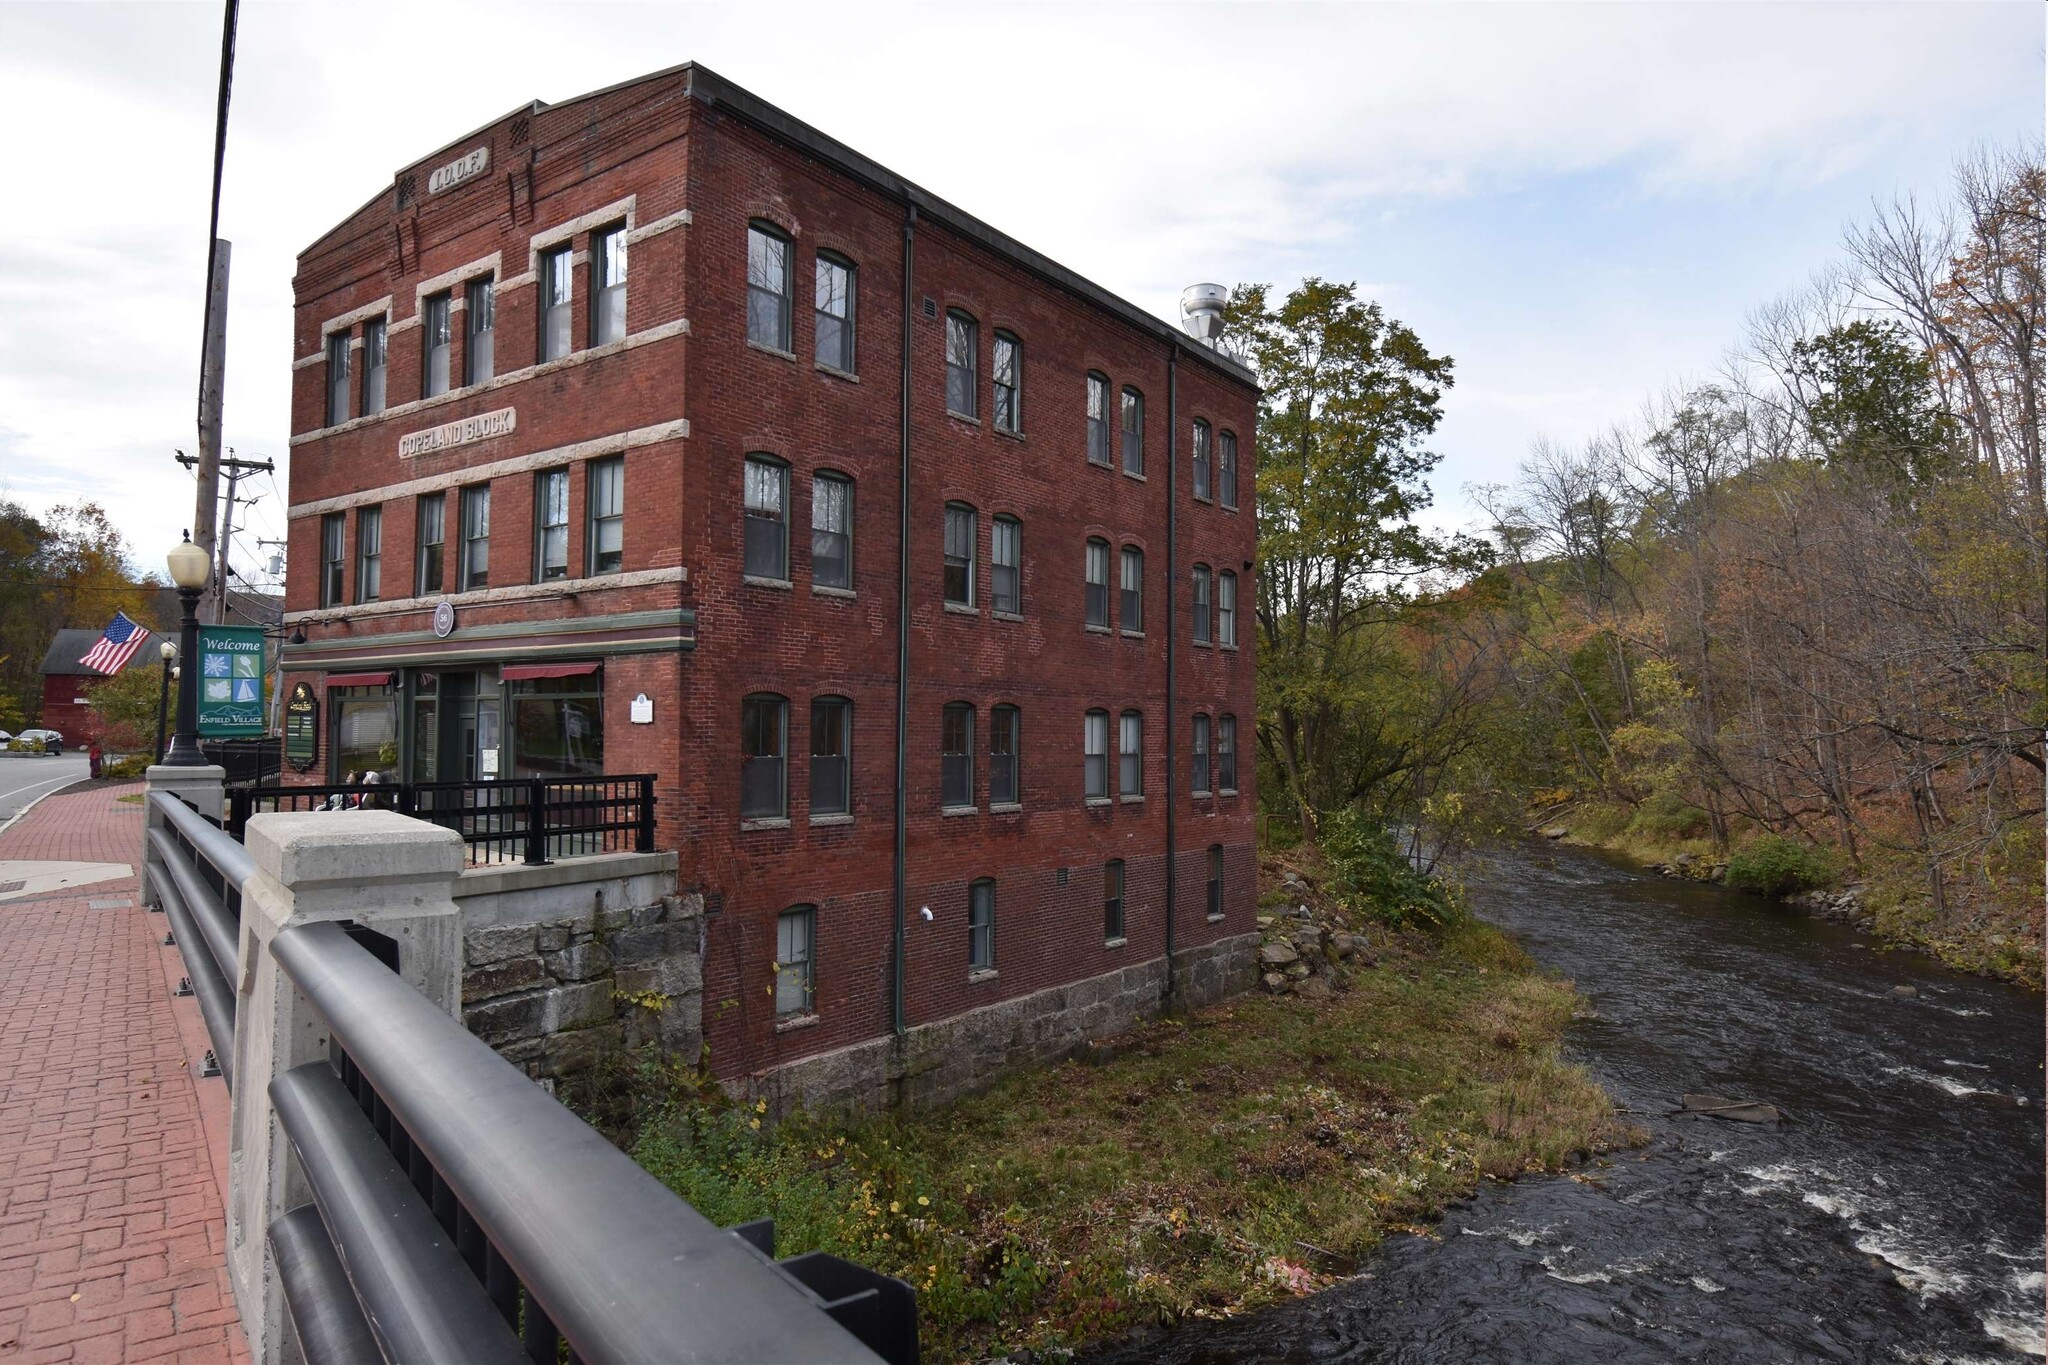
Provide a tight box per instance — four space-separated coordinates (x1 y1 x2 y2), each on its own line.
1083 709 1109 800
1119 710 1143 797
1218 570 1237 646
968 879 995 970
592 225 627 346
1192 419 1212 500
744 456 789 581
991 516 1021 615
465 277 495 385
812 472 852 590
1192 714 1211 795
941 702 975 809
415 493 445 596
815 253 854 371
1104 860 1125 941
587 457 624 576
460 484 490 590
741 693 787 819
362 318 387 416
534 468 569 581
747 223 790 351
1121 387 1144 475
540 246 573 362
423 293 451 397
945 311 977 418
1086 372 1111 465
776 907 815 1016
1219 714 1238 792
1119 546 1143 633
1219 429 1238 510
810 697 850 817
943 503 976 607
325 333 350 426
1084 538 1110 628
1192 564 1212 644
1207 845 1225 917
992 331 1021 434
355 506 382 603
990 704 1020 805
320 513 344 607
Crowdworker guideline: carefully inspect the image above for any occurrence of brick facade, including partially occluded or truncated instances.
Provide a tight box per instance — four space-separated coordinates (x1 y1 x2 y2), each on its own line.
284 63 1258 1093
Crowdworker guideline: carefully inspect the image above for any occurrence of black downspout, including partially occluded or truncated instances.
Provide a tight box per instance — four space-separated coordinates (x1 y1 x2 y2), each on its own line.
1164 347 1179 1005
892 204 916 1036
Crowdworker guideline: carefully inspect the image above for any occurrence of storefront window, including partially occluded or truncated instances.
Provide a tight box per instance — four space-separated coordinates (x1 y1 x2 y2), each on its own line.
508 675 604 779
331 685 399 783
410 672 439 783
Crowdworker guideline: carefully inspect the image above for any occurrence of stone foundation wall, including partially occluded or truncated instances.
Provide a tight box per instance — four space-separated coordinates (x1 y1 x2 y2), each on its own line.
451 853 701 1087
744 931 1259 1116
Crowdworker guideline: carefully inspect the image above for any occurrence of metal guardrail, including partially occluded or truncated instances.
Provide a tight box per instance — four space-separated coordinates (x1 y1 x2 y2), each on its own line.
269 920 916 1364
145 790 254 1086
228 774 657 866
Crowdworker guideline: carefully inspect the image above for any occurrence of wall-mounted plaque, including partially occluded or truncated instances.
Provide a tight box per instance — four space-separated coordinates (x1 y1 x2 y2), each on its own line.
427 146 489 196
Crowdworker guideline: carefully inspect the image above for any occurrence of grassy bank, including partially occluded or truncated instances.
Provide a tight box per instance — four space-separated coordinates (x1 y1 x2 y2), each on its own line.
630 902 1628 1361
1541 798 2044 989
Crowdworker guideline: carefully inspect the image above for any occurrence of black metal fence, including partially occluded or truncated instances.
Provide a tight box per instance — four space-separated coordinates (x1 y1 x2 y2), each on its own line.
227 774 656 866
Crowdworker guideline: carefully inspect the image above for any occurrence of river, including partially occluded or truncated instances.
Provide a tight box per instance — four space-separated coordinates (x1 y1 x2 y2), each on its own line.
1082 841 2044 1363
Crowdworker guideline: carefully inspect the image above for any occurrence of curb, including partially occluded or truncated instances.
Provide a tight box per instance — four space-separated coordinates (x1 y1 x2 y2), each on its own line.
0 775 96 845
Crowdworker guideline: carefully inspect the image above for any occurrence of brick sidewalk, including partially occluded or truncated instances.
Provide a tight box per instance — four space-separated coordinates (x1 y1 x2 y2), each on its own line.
0 783 247 1362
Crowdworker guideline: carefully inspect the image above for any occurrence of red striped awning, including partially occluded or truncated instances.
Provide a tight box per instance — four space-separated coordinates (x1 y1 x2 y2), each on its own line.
500 661 601 681
324 671 394 689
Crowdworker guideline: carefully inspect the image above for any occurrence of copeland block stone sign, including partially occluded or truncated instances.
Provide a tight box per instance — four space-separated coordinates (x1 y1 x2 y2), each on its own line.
197 624 267 737
398 407 516 459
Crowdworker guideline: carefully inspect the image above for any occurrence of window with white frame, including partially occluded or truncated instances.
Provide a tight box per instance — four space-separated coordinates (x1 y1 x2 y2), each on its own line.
535 468 569 582
941 702 975 809
423 293 451 397
415 493 444 596
1119 710 1143 798
540 246 573 362
943 503 976 607
362 318 387 415
812 471 852 590
355 505 382 603
320 513 344 607
592 225 628 346
747 223 791 351
325 333 350 426
1084 708 1109 800
1084 538 1110 628
587 457 624 576
775 906 815 1016
1086 372 1111 465
460 484 490 589
991 516 1021 615
465 277 495 385
744 456 789 581
946 311 977 419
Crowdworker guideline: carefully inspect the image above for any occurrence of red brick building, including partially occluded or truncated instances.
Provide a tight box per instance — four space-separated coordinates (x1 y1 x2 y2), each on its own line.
283 64 1258 1093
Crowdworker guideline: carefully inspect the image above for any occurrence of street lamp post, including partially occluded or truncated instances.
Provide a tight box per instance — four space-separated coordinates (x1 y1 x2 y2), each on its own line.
154 640 177 763
163 532 212 767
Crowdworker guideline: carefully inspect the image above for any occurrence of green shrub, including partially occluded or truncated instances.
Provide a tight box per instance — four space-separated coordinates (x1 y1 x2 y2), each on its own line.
1319 807 1462 932
103 754 150 780
12 734 44 754
1724 834 1833 898
1626 791 1710 841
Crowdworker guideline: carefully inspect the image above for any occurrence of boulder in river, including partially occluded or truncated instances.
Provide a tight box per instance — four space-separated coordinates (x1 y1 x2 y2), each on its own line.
1889 984 1918 999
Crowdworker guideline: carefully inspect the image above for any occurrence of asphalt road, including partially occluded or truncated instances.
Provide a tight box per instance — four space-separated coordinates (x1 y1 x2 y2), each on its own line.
0 752 92 826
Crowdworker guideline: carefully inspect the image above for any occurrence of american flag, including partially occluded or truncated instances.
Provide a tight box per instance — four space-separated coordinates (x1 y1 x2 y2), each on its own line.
78 611 151 676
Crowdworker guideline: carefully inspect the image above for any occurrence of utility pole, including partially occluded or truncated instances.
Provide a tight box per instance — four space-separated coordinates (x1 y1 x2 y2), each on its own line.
192 239 231 621
175 450 272 624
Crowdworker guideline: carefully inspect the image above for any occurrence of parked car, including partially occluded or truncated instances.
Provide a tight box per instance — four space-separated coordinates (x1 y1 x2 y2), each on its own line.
0 730 12 751
15 729 63 755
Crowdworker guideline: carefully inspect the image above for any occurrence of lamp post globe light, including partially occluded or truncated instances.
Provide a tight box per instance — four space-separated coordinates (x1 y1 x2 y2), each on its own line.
164 532 212 767
154 639 177 764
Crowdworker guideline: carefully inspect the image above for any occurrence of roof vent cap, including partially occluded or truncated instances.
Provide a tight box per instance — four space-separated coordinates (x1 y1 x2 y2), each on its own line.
1180 283 1228 343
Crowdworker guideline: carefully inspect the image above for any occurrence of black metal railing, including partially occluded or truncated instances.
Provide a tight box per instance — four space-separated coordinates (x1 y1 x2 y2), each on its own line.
267 920 917 1364
144 790 254 1087
227 774 656 866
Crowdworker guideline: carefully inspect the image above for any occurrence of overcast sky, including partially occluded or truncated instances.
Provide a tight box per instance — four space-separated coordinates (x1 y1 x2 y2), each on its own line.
0 1 2039 592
